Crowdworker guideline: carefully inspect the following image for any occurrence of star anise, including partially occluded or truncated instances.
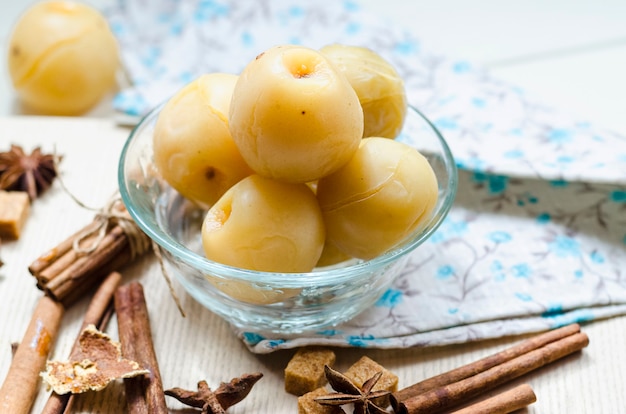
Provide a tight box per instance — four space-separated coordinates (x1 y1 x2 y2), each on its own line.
165 372 263 414
0 144 59 200
315 365 390 414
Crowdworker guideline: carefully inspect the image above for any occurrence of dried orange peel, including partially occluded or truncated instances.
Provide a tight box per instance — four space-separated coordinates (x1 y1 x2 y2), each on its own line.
41 324 148 394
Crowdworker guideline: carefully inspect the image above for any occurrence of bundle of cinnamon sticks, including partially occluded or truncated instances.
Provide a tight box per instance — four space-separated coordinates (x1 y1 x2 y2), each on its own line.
28 200 149 306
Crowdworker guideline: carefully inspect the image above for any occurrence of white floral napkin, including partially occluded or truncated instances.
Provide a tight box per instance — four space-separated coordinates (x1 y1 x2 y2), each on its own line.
106 0 626 353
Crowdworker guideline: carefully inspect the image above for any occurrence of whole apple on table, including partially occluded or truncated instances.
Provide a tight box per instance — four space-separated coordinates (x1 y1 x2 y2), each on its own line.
153 43 438 292
7 1 119 115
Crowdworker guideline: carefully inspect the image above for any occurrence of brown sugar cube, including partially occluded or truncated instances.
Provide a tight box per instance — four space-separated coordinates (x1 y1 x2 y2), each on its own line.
0 191 30 239
344 356 398 408
298 387 345 414
285 347 336 396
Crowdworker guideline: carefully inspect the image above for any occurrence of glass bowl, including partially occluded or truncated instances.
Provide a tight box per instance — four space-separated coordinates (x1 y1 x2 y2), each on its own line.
118 105 457 334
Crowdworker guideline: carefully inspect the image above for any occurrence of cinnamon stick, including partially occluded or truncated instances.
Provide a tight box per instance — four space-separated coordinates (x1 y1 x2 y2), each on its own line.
449 384 536 414
0 295 65 414
391 323 580 409
41 271 122 414
29 220 101 276
36 229 102 287
397 331 588 414
115 282 167 414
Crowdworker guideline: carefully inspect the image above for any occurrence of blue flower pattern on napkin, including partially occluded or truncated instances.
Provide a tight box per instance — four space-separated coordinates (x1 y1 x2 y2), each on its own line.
107 0 626 353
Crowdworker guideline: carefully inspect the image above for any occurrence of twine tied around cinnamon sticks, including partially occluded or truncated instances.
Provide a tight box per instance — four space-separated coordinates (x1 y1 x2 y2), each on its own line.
29 182 185 316
72 195 150 260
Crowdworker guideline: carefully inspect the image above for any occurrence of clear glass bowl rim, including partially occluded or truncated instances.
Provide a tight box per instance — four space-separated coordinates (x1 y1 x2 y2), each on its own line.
118 104 458 288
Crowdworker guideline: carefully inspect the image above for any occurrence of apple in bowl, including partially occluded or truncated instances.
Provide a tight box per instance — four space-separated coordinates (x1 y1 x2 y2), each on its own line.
228 45 364 183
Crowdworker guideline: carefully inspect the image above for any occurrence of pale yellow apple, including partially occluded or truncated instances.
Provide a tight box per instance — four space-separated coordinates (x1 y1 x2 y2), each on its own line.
317 137 438 260
153 73 253 208
202 174 325 272
321 43 407 138
229 45 364 183
7 1 119 115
